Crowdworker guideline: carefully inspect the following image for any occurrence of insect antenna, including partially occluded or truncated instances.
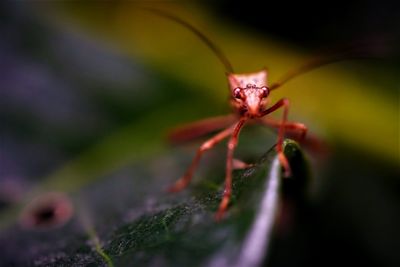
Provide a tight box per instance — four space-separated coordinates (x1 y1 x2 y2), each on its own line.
270 38 390 90
144 7 234 74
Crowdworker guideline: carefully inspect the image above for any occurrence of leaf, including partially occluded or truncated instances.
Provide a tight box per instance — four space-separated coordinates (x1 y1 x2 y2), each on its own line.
0 140 308 267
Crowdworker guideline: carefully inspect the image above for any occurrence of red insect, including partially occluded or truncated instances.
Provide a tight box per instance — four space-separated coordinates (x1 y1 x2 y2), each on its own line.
148 8 377 220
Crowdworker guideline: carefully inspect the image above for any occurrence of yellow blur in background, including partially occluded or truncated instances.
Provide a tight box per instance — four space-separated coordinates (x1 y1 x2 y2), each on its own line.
47 2 398 165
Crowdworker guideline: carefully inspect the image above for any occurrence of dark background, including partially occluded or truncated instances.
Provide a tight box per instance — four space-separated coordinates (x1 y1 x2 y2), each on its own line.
213 0 400 49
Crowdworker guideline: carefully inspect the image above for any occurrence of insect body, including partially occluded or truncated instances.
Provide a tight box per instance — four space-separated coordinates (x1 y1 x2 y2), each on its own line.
147 8 345 220
168 66 303 220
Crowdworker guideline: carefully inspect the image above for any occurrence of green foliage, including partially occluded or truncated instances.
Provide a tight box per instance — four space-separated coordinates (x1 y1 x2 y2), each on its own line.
13 141 307 267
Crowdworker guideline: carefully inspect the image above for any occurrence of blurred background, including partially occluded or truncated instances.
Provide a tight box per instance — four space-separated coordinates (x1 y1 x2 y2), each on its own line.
0 1 399 266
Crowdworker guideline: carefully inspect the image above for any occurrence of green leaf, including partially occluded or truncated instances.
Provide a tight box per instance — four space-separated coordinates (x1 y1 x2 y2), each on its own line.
8 140 307 267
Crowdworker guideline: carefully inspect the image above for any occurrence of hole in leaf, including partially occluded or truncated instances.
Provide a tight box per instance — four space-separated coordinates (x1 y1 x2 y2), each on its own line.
19 192 74 229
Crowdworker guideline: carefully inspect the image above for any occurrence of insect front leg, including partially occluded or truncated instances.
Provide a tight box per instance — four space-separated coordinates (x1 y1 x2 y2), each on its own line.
215 119 246 221
262 98 292 177
168 125 235 193
260 117 308 142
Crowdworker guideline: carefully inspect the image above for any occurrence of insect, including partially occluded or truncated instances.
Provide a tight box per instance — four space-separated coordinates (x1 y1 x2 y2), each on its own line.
147 8 379 220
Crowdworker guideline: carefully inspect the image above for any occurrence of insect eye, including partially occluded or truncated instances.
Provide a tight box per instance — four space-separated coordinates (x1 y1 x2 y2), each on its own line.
261 86 269 97
233 88 242 99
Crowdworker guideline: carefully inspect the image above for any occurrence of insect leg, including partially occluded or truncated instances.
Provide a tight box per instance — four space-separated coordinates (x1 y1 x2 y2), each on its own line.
168 124 236 193
168 114 237 144
261 99 292 177
215 119 247 221
232 158 253 169
260 117 307 141
260 117 329 157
